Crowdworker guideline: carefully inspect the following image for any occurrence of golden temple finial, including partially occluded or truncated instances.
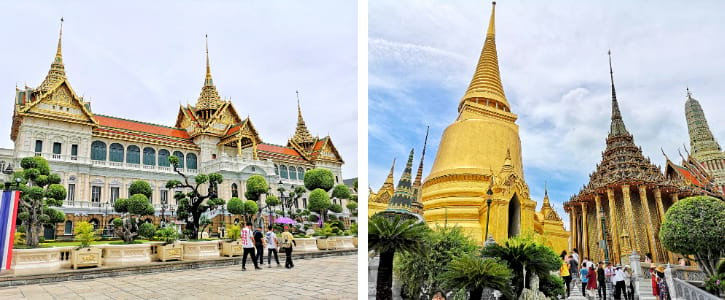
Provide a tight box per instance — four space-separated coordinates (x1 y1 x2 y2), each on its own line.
56 17 64 62
413 126 430 187
205 34 213 86
607 50 630 137
291 90 315 145
385 158 396 186
37 17 68 93
686 86 692 99
460 1 508 113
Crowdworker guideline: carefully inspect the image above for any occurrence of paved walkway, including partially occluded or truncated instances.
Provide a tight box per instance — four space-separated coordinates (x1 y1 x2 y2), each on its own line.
0 255 357 300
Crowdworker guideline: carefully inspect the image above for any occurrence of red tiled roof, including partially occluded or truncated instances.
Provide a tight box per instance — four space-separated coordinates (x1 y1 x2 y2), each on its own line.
95 115 191 139
257 143 302 157
312 138 326 151
673 165 702 186
226 124 242 135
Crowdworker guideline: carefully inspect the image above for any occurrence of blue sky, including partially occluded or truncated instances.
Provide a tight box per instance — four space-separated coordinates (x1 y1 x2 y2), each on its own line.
369 0 725 229
0 1 357 178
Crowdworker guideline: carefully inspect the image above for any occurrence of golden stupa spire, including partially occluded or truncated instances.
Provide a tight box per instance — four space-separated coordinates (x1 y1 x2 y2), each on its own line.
196 34 222 112
543 181 550 204
413 126 430 187
291 90 315 145
607 50 630 137
460 1 509 112
384 158 396 187
37 17 67 94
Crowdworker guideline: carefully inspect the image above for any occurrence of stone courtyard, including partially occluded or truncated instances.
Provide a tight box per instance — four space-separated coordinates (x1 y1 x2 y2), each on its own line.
0 255 357 299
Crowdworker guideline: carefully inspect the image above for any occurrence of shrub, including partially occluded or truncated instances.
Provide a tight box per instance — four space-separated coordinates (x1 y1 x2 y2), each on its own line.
303 169 334 192
227 224 241 240
129 180 152 198
245 175 268 201
139 222 157 239
155 226 178 245
331 184 351 199
74 221 98 248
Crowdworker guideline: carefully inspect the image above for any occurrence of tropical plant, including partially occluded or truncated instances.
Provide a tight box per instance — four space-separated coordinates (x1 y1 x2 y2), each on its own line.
155 226 178 245
440 254 513 300
481 234 561 297
165 155 224 240
14 156 66 247
396 226 480 299
660 195 725 277
331 184 351 200
74 221 98 249
539 272 566 299
113 192 155 243
369 215 429 300
303 168 335 192
350 223 358 236
139 222 156 239
226 224 241 241
308 188 331 223
346 201 358 213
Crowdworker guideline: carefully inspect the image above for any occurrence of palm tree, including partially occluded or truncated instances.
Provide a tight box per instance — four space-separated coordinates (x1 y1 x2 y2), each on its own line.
369 214 429 300
481 236 560 297
440 254 513 300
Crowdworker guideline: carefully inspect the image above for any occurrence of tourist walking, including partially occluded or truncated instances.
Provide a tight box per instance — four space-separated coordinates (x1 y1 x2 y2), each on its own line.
280 226 296 269
613 265 626 300
585 265 598 300
649 266 659 299
655 266 671 300
241 222 261 271
560 255 572 298
624 265 633 300
569 253 580 287
597 262 607 300
580 262 589 294
254 226 265 266
266 225 280 267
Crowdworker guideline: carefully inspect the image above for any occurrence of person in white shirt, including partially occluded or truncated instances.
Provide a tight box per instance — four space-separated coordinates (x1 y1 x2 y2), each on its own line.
241 222 260 271
613 266 626 299
266 225 280 267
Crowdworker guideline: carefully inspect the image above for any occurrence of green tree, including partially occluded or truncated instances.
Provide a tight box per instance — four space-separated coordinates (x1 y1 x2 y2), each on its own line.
245 175 268 201
14 156 66 247
242 200 259 223
308 188 331 223
74 221 98 248
440 255 514 300
287 186 307 217
265 194 280 207
481 235 561 297
113 193 155 243
346 201 358 216
352 178 358 192
165 155 224 239
303 168 334 192
139 222 157 239
660 195 725 277
331 184 351 200
396 226 479 299
227 197 244 220
369 215 429 300
330 203 343 214
128 181 152 199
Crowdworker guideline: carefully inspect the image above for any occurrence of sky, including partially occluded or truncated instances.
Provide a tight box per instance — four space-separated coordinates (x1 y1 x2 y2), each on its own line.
368 0 725 229
0 1 357 178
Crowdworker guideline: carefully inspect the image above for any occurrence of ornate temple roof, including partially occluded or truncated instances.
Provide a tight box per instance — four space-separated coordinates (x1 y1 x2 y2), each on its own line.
413 126 429 189
387 148 416 211
663 150 723 198
459 1 509 113
539 185 562 222
291 93 315 145
37 18 67 95
195 35 224 112
685 89 722 154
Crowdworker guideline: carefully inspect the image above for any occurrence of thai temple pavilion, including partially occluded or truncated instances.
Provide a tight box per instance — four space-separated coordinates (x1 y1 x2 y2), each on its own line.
2 20 348 239
684 90 725 194
370 2 569 252
563 54 723 265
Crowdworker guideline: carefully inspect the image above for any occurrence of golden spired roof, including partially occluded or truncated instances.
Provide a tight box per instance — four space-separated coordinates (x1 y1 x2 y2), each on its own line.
384 158 396 188
37 17 67 94
460 1 509 112
291 91 316 145
196 34 223 111
413 126 429 187
608 50 630 137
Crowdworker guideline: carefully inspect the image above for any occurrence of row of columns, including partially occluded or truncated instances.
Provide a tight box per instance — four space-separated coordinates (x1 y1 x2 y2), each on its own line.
570 185 678 264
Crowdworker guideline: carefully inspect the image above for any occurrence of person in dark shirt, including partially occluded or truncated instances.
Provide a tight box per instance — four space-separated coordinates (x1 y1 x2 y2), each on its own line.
253 226 265 266
597 261 607 299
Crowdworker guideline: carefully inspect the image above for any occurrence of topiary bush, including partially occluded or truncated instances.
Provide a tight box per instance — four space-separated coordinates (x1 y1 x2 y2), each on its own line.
226 224 241 241
139 222 157 239
74 221 98 248
303 168 335 192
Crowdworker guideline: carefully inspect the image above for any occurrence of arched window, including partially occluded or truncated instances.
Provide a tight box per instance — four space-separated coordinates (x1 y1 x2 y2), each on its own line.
280 165 288 179
158 149 170 167
143 147 156 165
186 153 197 169
126 145 140 164
173 151 185 168
109 143 124 162
231 183 238 198
274 164 279 175
297 167 305 180
64 220 73 235
289 166 298 180
91 141 107 161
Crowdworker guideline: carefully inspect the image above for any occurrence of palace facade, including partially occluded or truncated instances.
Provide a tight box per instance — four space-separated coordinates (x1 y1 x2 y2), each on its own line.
1 21 349 239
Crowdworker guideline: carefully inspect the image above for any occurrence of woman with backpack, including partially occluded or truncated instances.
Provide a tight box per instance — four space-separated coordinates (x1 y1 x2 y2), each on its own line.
280 226 296 269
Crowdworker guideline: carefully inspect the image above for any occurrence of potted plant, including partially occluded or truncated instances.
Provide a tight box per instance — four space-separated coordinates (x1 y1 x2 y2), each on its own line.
221 224 243 257
155 225 182 262
70 221 102 269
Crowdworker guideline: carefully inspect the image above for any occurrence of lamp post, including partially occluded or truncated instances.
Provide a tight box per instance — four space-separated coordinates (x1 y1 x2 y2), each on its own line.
484 187 494 240
600 207 609 264
160 197 168 227
278 180 286 217
102 201 109 237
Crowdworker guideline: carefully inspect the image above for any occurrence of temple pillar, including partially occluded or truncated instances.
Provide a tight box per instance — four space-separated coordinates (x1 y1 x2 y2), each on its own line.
621 184 640 254
606 188 621 264
581 202 589 259
638 185 658 262
571 207 579 253
671 193 679 203
654 189 672 263
595 194 603 261
569 207 574 250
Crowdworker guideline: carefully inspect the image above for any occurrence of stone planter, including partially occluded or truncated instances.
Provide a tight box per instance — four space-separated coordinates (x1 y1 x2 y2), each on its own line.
11 247 71 275
71 247 102 269
156 242 183 262
102 244 152 267
337 236 355 249
353 237 358 248
316 237 339 250
295 238 319 252
181 240 220 260
221 240 243 257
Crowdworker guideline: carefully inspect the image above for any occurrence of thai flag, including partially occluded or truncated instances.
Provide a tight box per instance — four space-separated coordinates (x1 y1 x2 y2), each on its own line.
0 191 20 270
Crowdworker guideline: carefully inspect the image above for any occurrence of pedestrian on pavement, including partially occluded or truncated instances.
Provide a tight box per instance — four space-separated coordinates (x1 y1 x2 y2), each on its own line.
586 265 598 300
580 262 589 294
623 265 633 300
569 253 580 287
606 262 616 298
280 226 296 269
560 255 572 298
241 222 261 271
266 225 280 267
613 265 626 300
254 226 265 266
597 262 607 300
571 248 580 266
649 266 659 299
655 266 671 300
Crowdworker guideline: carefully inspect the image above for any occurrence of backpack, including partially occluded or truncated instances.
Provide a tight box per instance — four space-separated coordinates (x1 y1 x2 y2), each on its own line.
281 234 293 248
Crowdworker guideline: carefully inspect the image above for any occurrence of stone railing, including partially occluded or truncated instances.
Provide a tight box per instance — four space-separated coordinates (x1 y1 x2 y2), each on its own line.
671 278 721 300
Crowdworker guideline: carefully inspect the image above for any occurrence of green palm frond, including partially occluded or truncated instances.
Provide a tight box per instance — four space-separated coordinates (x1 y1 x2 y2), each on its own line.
440 254 513 299
368 214 429 255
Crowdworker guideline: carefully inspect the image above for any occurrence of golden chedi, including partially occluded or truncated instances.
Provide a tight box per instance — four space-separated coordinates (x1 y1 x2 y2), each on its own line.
421 2 568 251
